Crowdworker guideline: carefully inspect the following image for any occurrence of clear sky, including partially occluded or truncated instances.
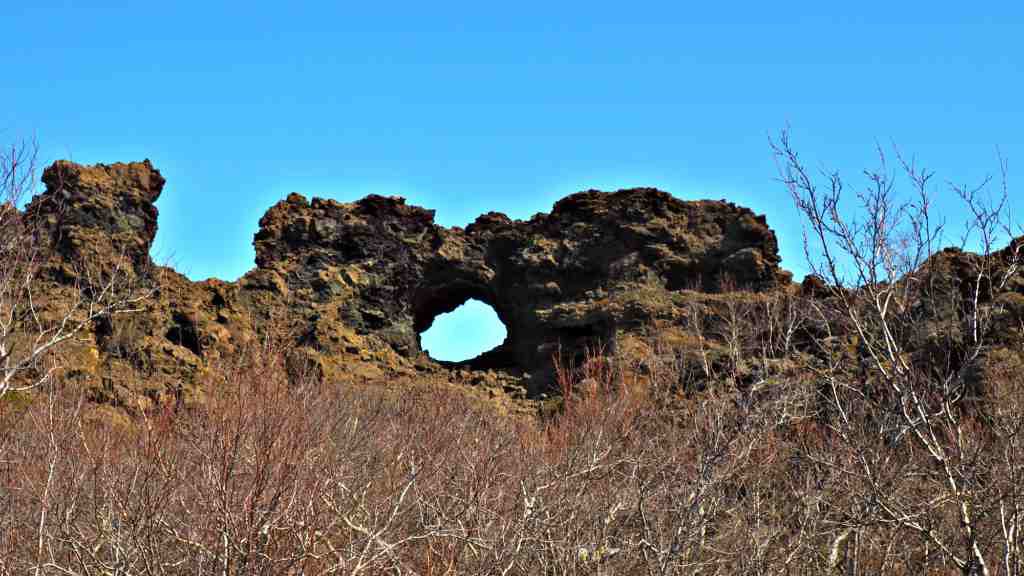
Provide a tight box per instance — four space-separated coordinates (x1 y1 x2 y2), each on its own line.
3 2 1021 361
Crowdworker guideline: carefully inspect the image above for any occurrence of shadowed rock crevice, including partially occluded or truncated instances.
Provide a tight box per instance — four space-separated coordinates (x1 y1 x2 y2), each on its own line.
165 311 202 356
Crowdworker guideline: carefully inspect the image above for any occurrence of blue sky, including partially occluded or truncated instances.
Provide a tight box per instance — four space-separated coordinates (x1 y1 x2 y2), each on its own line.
3 2 1021 361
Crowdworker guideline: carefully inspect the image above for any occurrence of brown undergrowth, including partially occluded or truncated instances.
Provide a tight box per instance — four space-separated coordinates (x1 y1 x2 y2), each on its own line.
0 332 808 575
5 328 1019 575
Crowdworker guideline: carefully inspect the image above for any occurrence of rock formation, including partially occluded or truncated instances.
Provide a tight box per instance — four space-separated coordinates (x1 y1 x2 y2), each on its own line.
252 186 789 386
12 159 791 407
19 158 1020 415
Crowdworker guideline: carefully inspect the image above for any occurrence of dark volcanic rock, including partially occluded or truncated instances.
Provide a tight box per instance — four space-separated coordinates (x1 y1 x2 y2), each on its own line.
17 159 792 406
252 187 790 391
26 160 164 271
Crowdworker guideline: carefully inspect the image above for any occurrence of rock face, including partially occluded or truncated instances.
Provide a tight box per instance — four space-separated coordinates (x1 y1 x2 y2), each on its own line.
16 159 791 406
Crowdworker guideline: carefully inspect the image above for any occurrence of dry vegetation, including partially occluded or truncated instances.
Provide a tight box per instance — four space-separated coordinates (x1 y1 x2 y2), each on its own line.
0 334 825 575
1 132 1023 574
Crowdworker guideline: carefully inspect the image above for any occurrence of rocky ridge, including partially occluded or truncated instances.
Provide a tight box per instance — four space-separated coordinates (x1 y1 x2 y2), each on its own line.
12 159 791 409
14 159 1022 415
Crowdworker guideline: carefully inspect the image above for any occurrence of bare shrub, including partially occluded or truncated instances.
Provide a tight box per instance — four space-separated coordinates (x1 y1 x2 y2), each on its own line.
772 128 1023 575
1 329 791 574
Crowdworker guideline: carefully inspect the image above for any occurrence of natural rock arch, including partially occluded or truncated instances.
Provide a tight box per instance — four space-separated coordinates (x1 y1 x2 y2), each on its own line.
251 188 790 389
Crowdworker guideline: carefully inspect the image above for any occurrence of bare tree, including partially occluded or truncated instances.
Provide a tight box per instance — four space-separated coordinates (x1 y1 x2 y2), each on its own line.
772 128 1023 575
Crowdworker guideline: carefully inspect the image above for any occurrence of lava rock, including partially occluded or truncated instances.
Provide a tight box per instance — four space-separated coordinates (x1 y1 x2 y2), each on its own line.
16 159 792 404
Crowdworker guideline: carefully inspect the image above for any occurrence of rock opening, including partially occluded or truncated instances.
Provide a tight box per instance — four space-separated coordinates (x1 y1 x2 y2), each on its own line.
419 299 508 365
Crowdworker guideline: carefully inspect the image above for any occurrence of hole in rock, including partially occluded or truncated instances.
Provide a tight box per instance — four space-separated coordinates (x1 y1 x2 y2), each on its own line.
420 299 507 363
